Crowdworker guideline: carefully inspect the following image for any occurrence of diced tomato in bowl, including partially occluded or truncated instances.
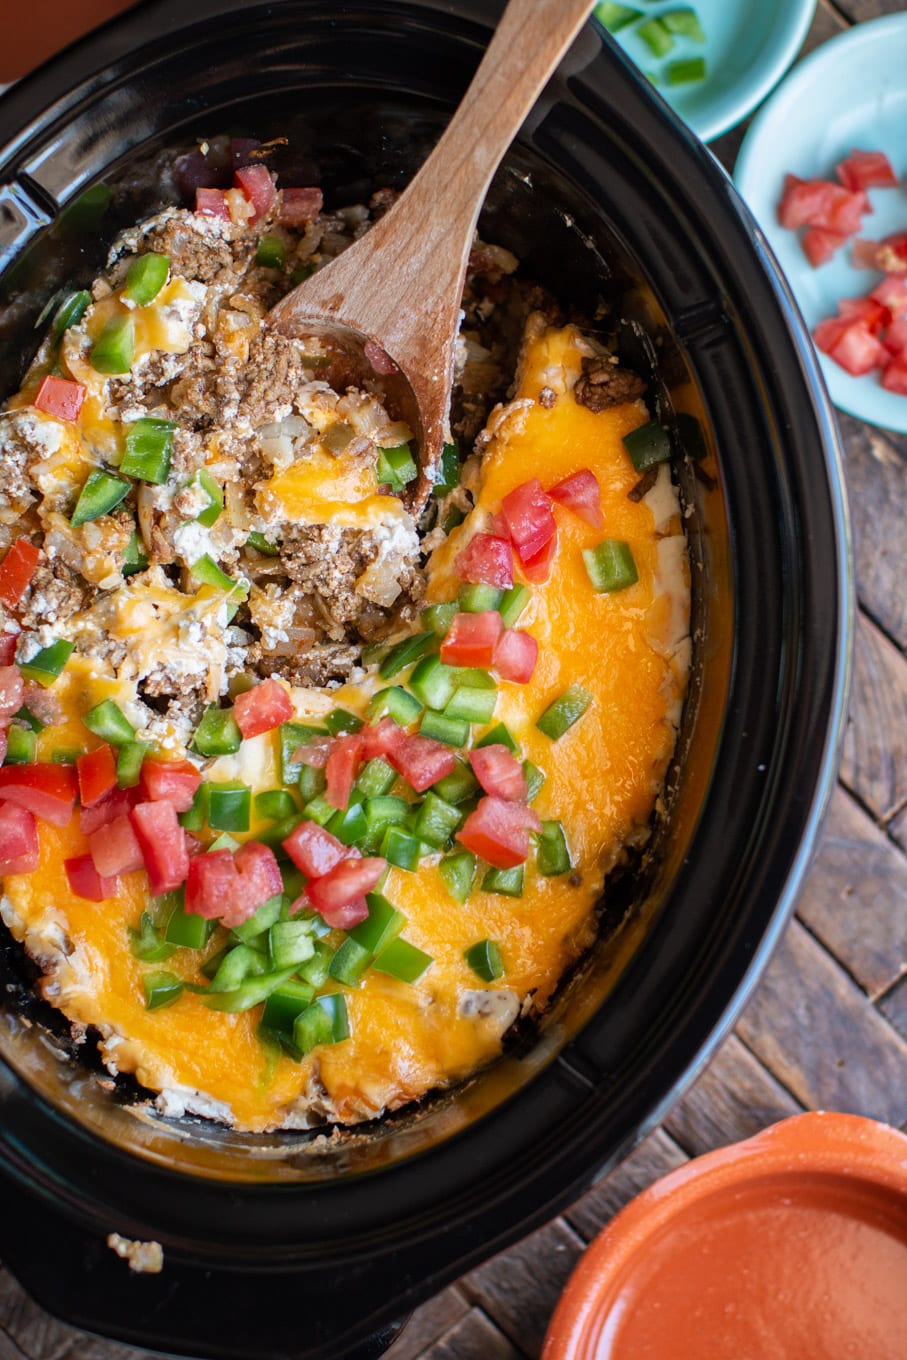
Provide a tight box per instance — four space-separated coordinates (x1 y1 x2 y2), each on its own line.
306 857 385 926
77 745 119 808
827 322 888 377
441 611 504 668
882 352 907 394
283 821 348 878
500 479 556 561
836 149 898 193
469 746 527 802
802 228 847 268
324 733 365 809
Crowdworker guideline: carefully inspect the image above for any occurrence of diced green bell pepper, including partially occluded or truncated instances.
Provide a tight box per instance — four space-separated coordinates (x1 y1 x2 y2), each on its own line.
207 781 251 832
269 920 316 971
83 698 136 745
376 443 418 492
419 710 469 748
128 912 174 963
380 824 422 871
464 939 504 981
421 601 458 637
71 469 130 527
293 993 350 1053
261 980 315 1036
583 540 638 593
482 865 524 897
254 789 298 822
537 820 572 876
499 584 531 628
348 891 406 956
459 583 503 614
409 654 457 711
366 686 422 725
536 685 593 740
372 937 433 983
123 253 170 305
4 726 36 764
90 314 136 374
192 705 242 757
328 937 372 986
231 894 285 943
324 707 363 736
475 722 518 754
120 418 177 484
278 720 328 783
21 639 76 687
439 851 475 903
622 420 672 472
431 761 479 805
116 740 150 788
433 440 460 495
355 757 397 800
143 970 184 1009
412 791 463 848
378 632 437 681
255 234 286 269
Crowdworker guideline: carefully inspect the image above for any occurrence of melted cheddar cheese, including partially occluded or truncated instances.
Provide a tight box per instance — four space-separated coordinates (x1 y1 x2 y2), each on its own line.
1 321 689 1132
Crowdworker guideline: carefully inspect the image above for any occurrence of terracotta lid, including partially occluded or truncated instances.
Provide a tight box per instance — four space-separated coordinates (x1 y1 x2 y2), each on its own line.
544 1113 907 1360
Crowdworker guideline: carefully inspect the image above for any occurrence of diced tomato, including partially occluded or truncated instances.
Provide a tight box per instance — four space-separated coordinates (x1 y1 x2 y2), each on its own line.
884 317 907 355
853 232 907 275
500 479 556 561
519 528 558 584
360 716 407 760
388 733 457 793
306 857 385 925
872 276 907 318
778 178 867 235
828 321 888 376
278 186 323 225
130 800 189 894
65 854 117 902
454 534 514 588
79 785 137 836
882 351 907 394
0 666 23 721
89 814 145 877
0 802 39 875
469 745 527 802
547 469 603 528
138 758 201 812
456 796 542 869
0 762 77 827
33 374 85 423
813 316 851 355
491 512 510 539
782 173 805 197
802 228 847 268
325 732 365 809
195 187 231 220
76 744 118 808
440 611 504 668
182 837 281 924
283 820 348 878
838 296 891 333
233 677 294 739
233 840 283 911
493 627 538 684
851 238 883 270
0 633 18 667
234 164 276 221
185 849 240 921
0 539 41 610
364 341 399 376
836 150 898 193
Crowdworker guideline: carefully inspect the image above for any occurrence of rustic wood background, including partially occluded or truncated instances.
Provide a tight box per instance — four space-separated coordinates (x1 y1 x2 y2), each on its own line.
2 1 906 1357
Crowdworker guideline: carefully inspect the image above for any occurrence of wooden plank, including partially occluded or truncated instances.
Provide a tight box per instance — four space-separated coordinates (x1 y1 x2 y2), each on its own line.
0 1331 29 1360
564 1127 687 1242
735 918 907 1123
838 413 907 653
385 1289 471 1360
795 783 907 998
840 609 907 823
412 1308 523 1360
879 974 907 1044
0 1272 71 1360
831 0 906 22
664 1032 803 1155
889 802 907 853
462 1218 585 1359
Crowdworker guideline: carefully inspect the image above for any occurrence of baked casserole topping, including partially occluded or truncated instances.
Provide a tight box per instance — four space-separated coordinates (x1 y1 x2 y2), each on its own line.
0 152 690 1131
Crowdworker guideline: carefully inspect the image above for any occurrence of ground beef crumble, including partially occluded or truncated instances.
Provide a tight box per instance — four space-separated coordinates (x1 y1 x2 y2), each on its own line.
574 353 646 413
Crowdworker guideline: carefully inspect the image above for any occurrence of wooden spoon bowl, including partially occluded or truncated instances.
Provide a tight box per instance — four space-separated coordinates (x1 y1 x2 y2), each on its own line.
268 0 596 511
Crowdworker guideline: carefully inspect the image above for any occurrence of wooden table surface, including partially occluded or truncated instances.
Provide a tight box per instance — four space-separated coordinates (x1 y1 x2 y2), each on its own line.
2 1 906 1358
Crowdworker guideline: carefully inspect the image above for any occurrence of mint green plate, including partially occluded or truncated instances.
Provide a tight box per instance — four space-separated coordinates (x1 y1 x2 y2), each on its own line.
600 0 817 143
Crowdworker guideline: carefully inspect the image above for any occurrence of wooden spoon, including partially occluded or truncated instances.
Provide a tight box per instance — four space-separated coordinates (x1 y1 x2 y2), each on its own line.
268 0 597 509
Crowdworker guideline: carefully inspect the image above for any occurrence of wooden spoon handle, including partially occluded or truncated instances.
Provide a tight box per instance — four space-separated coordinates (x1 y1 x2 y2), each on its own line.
305 0 597 357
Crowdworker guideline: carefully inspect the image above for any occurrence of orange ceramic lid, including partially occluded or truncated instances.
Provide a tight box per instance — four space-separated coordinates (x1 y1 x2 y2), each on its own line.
544 1113 907 1360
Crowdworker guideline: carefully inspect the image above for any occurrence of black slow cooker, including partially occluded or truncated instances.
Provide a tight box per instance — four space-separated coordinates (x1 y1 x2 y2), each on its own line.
0 4 851 1358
